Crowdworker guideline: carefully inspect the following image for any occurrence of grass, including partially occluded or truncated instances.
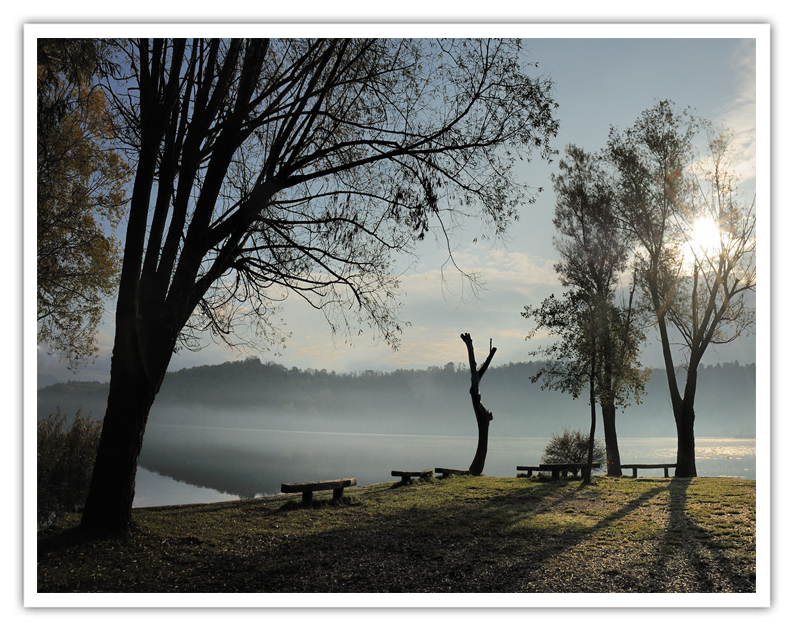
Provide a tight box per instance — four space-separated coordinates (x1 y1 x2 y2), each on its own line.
36 474 756 593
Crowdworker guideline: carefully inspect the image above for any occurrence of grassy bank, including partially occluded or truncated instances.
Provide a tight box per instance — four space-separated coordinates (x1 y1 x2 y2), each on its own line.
37 475 756 593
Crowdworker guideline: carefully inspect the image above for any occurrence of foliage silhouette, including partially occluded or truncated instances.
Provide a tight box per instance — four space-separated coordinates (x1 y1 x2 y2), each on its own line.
79 38 560 531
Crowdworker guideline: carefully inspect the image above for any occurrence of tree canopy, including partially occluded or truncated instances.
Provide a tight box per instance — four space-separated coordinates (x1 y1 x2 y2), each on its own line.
526 146 648 403
37 39 130 369
104 38 560 354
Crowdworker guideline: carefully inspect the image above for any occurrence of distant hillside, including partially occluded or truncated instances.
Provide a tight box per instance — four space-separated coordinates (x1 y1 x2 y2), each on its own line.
37 357 757 439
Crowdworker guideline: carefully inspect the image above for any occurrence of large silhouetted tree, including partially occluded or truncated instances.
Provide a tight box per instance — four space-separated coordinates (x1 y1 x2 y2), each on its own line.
80 38 559 531
607 100 756 477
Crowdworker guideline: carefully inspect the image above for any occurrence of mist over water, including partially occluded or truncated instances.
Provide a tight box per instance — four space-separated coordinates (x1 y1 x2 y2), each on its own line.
36 358 757 509
133 425 756 508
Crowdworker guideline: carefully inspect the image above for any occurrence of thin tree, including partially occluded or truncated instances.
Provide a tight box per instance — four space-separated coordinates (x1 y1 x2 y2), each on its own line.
524 290 602 481
523 146 648 478
607 101 756 477
79 38 559 531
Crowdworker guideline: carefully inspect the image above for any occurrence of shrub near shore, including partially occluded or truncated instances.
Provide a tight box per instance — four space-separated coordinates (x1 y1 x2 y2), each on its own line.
37 475 756 593
37 410 102 530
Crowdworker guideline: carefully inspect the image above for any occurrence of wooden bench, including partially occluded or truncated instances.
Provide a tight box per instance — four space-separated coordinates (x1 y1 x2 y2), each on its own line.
517 463 601 480
391 469 433 482
280 478 356 504
621 464 677 478
435 467 472 478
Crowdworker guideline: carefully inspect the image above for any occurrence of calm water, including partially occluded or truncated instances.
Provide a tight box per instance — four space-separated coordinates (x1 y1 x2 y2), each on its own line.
132 428 756 508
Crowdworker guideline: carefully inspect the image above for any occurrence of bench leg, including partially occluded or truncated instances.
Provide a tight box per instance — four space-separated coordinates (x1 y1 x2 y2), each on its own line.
632 468 638 478
302 491 313 505
401 475 411 483
552 470 559 480
664 467 669 477
332 487 344 502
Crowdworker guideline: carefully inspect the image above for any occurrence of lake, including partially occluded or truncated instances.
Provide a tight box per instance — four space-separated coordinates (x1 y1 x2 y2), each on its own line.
132 427 756 508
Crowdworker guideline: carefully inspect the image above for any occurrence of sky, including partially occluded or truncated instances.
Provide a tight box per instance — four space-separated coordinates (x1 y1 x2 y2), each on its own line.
33 28 765 384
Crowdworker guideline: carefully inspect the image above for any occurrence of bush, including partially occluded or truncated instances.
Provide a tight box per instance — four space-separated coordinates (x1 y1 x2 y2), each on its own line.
541 428 606 475
37 410 102 530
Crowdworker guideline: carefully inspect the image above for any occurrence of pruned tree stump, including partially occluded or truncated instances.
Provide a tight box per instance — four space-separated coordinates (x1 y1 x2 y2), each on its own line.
460 333 496 476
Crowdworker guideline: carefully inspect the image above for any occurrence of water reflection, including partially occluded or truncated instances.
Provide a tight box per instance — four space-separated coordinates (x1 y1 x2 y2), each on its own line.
138 424 493 501
133 467 238 508
134 426 756 508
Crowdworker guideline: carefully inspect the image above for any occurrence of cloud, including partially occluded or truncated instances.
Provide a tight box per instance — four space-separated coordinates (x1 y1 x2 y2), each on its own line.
200 244 565 374
437 246 559 298
716 39 757 184
381 246 564 367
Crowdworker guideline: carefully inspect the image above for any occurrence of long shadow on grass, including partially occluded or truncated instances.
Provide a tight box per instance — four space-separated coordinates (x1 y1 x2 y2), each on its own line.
144 477 678 593
37 477 752 593
657 478 755 592
458 477 753 593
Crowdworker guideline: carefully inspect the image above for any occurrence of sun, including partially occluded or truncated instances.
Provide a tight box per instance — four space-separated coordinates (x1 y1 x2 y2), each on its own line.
684 217 722 266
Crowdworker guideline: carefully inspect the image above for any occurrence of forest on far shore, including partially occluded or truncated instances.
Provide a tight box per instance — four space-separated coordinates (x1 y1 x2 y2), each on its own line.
38 357 756 440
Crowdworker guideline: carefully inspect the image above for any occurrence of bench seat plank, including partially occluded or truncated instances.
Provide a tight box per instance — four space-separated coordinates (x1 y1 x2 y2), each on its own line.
435 467 471 477
621 463 677 468
620 464 677 478
280 478 356 493
517 463 601 470
517 463 601 480
280 478 356 504
391 469 433 482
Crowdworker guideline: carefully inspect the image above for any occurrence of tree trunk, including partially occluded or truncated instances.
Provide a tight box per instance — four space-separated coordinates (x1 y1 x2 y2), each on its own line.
460 333 496 476
80 309 175 531
650 285 698 478
601 402 622 477
80 375 158 531
674 402 698 477
674 359 700 477
469 407 491 477
584 362 596 484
